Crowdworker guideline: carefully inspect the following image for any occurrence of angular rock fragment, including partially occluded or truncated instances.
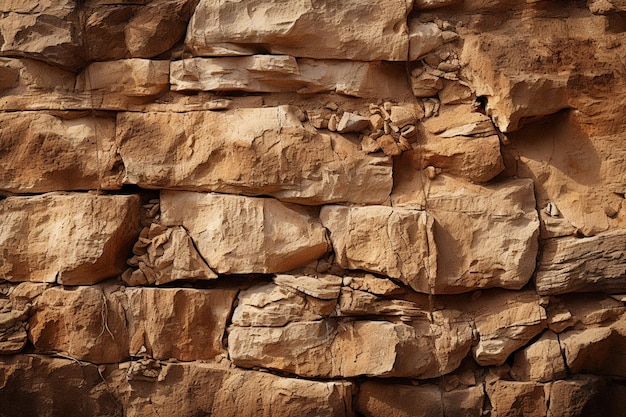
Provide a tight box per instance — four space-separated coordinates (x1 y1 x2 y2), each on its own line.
231 274 342 327
122 287 237 361
468 290 547 366
338 287 426 317
28 286 130 363
103 360 353 417
536 230 626 295
0 193 142 284
511 331 566 382
0 355 122 417
160 191 329 274
229 312 472 379
0 1 84 70
486 380 548 417
0 112 121 193
123 225 218 286
117 106 392 205
186 0 410 61
409 21 443 60
393 175 540 293
0 295 29 354
548 376 608 417
320 205 437 293
171 56 410 98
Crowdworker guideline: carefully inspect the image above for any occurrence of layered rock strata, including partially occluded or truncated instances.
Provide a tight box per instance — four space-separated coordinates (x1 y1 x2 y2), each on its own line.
1 0 626 416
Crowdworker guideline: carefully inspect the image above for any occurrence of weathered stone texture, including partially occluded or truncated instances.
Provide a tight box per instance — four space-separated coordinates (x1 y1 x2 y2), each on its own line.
160 191 330 274
0 193 141 285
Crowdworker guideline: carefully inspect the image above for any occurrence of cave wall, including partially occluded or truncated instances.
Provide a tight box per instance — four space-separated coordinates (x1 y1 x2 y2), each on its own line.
1 0 626 416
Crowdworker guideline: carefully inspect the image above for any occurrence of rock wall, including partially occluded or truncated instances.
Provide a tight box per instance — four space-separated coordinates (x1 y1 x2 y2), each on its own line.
1 1 626 416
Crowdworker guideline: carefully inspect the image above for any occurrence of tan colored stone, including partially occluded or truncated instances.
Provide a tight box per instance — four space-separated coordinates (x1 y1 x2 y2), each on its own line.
547 376 608 417
0 354 122 417
413 0 461 9
356 382 483 417
338 287 425 317
232 276 339 327
122 287 237 361
393 175 540 293
28 286 129 363
511 331 566 382
186 0 410 61
124 225 217 286
75 59 170 109
587 0 626 14
0 297 28 354
160 191 329 274
0 193 142 285
0 1 84 70
171 56 410 98
320 205 437 293
117 107 392 205
229 312 472 378
468 290 546 366
409 21 443 60
0 112 120 193
536 230 626 295
103 360 353 417
486 380 548 417
343 274 404 296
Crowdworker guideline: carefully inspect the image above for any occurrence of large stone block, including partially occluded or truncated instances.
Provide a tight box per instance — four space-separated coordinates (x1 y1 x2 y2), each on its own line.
0 112 121 193
160 191 329 274
186 0 410 61
171 56 409 98
229 312 472 378
117 106 392 204
0 193 142 285
536 230 626 295
320 205 437 293
393 175 540 293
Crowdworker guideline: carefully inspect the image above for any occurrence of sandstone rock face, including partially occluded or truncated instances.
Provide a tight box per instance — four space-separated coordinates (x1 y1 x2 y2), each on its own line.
117 107 393 205
320 205 437 293
0 112 120 193
160 191 330 274
0 193 141 285
2 0 626 415
536 230 626 295
186 0 411 61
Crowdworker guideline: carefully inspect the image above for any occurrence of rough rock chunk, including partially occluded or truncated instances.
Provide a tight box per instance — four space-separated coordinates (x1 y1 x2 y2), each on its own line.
171 56 410 98
0 112 120 193
486 380 548 417
0 355 122 417
160 191 329 274
356 382 484 417
75 59 170 109
409 21 443 60
229 313 472 378
320 205 437 293
186 0 410 61
28 286 129 363
468 290 547 366
117 106 392 205
536 230 626 295
0 1 84 70
0 297 29 354
511 331 566 382
103 361 353 417
393 175 540 293
0 193 142 285
122 287 237 361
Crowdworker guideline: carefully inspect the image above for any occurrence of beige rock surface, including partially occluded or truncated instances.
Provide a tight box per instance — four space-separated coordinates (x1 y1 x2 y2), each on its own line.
160 191 329 274
486 380 548 417
171 56 409 98
0 193 141 284
117 106 392 204
320 205 437 293
229 312 472 378
28 286 129 363
511 331 566 382
536 229 626 295
393 175 540 293
0 112 120 193
186 0 411 61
